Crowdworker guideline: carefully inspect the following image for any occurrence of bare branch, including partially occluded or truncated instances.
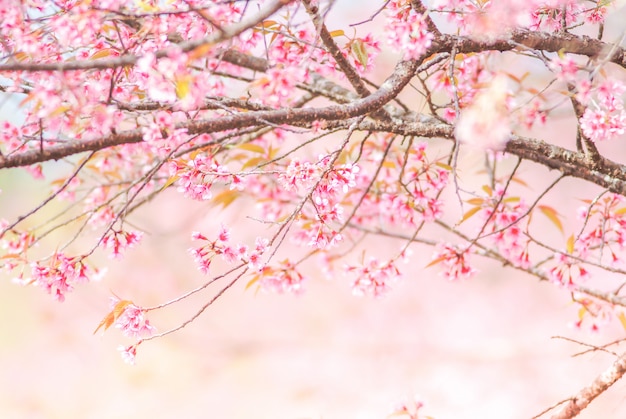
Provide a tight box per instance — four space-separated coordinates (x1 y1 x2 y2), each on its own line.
550 352 626 419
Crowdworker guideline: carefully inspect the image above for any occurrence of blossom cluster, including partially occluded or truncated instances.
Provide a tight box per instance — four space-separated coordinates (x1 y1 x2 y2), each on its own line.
28 253 96 302
346 257 402 298
433 0 606 37
172 154 244 201
110 298 156 339
351 140 449 228
102 230 143 259
579 81 626 143
257 259 306 294
431 243 477 281
475 185 531 269
385 0 433 60
189 224 269 274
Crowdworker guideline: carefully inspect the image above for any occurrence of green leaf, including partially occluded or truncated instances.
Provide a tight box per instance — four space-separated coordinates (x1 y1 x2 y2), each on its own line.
351 39 368 68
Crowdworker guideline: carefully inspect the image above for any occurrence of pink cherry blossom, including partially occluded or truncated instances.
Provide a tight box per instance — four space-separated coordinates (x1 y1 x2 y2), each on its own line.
112 299 156 339
432 244 477 281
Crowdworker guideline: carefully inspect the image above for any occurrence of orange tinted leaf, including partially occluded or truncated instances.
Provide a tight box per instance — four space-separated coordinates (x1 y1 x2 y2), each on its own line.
1 253 21 259
482 185 493 196
212 189 239 209
13 52 29 62
20 93 35 107
618 312 626 331
503 196 520 203
538 205 564 233
49 104 71 117
93 300 133 335
93 311 115 335
614 207 626 216
188 43 213 60
237 143 266 154
459 206 482 223
104 170 122 181
242 156 265 169
329 29 345 37
425 255 447 268
90 49 112 60
335 151 349 165
578 306 587 321
518 71 530 83
161 175 179 190
245 275 260 290
566 234 575 254
465 198 484 205
258 20 278 29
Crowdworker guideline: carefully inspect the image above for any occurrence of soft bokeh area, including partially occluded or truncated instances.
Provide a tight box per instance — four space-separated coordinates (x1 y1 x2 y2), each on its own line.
2 183 626 419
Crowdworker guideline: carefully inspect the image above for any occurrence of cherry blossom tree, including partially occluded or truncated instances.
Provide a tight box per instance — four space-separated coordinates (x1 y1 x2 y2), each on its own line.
2 0 626 417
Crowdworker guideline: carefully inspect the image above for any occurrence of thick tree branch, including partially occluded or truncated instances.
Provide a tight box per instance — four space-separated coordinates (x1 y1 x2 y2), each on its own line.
0 60 419 169
339 119 626 196
550 352 626 419
410 0 441 36
436 30 626 68
2 29 624 73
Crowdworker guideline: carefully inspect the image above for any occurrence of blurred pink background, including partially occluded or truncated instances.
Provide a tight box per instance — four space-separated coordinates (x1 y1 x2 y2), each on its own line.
2 184 626 419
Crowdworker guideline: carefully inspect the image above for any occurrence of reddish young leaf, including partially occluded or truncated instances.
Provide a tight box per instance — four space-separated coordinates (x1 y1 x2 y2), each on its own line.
93 300 133 335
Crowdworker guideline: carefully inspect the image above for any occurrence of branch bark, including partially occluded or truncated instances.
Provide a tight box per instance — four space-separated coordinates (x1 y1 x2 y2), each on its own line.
550 352 626 419
1 29 624 73
0 60 419 168
329 119 626 196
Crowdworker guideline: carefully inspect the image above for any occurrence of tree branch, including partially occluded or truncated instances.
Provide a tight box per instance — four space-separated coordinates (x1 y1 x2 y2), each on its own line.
550 352 626 419
0 60 419 169
2 29 624 73
335 119 626 196
302 0 372 98
436 30 626 68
